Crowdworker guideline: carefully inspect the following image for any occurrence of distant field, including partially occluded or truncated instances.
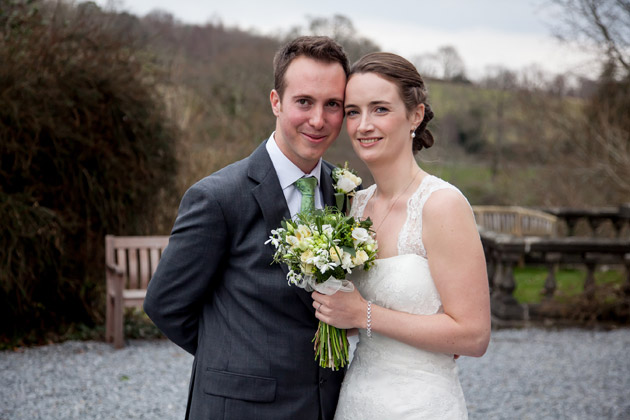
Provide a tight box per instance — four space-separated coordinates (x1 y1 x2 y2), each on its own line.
318 76 592 208
420 161 545 206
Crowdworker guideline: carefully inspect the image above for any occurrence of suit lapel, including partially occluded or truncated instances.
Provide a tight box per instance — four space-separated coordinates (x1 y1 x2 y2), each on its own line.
248 142 291 237
320 162 336 209
248 141 315 311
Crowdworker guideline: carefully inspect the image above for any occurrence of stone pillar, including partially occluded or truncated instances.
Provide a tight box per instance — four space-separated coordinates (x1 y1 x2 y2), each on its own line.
491 252 526 320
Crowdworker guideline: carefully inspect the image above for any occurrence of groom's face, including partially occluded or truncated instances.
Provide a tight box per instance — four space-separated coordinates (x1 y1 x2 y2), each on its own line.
270 56 346 173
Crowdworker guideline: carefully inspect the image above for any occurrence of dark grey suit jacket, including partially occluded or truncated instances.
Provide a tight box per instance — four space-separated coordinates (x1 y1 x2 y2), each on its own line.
144 141 344 420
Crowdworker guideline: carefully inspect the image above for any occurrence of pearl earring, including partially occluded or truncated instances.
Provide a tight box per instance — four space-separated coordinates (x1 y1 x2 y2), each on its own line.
411 128 416 139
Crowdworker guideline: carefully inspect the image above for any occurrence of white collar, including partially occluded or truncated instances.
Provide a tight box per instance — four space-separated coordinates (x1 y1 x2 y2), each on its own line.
265 132 322 189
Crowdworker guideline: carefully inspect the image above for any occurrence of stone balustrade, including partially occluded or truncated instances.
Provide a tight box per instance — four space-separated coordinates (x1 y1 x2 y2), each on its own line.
479 228 630 323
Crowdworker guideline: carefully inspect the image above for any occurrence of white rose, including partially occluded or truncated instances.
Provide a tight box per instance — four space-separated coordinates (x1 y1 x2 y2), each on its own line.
351 227 370 244
286 235 299 247
300 249 315 264
329 245 343 263
295 225 312 241
337 176 357 194
347 172 362 186
352 249 369 265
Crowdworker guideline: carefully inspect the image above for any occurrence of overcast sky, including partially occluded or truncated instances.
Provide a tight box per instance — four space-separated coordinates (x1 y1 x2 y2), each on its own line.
93 0 599 80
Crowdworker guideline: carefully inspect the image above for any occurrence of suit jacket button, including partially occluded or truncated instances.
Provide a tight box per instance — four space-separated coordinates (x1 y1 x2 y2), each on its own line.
319 378 325 386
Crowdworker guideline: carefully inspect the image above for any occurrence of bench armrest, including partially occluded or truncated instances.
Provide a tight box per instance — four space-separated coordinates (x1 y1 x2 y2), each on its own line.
106 263 124 277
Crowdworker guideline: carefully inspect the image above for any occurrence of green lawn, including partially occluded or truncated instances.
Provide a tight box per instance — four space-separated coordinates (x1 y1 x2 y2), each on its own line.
513 266 625 304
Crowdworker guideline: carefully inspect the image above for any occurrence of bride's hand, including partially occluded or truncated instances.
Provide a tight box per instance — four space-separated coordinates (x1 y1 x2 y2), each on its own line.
311 288 366 330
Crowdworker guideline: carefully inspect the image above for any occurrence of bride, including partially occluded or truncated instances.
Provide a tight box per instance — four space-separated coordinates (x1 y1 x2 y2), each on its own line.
311 52 491 419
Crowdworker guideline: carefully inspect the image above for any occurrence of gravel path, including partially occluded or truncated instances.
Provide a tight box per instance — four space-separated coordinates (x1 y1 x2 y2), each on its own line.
1 328 629 420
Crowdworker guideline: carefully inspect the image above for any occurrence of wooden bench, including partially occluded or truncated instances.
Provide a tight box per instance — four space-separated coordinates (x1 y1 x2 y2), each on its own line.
105 235 169 348
472 205 558 237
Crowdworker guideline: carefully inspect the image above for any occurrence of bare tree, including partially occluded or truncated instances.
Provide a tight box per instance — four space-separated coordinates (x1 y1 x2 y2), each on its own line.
412 52 440 79
436 45 467 81
545 0 630 203
307 14 356 41
549 0 630 73
480 66 520 178
285 15 380 62
411 46 468 81
548 74 568 96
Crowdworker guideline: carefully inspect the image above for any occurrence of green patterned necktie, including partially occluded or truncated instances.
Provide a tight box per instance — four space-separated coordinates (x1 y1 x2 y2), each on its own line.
294 176 318 212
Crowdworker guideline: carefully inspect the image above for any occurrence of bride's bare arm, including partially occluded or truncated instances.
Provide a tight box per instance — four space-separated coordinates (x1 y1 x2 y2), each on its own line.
312 189 491 357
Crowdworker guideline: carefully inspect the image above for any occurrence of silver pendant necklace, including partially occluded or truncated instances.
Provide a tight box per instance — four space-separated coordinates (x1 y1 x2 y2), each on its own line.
370 169 421 233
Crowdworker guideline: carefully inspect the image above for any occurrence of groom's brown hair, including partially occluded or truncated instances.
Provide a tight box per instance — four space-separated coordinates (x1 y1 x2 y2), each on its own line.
273 36 349 100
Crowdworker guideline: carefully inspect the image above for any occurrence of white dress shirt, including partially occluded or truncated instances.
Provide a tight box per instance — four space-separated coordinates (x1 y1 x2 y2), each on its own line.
265 133 323 217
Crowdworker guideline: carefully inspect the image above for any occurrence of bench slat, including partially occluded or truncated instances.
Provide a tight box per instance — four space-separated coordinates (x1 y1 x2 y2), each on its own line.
139 248 150 289
150 248 160 276
128 248 139 289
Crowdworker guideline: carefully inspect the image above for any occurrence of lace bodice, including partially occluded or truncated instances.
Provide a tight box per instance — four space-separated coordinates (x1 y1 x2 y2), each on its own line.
350 174 461 258
335 175 468 420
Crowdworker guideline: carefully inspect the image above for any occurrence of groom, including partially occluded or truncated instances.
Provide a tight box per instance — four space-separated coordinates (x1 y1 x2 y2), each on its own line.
144 36 349 419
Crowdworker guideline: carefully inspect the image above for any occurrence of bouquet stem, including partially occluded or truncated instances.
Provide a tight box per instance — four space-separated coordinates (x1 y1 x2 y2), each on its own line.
313 321 348 371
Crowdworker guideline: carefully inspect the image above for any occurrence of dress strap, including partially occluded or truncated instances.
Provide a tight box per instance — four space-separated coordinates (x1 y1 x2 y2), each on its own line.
398 175 464 258
349 184 376 219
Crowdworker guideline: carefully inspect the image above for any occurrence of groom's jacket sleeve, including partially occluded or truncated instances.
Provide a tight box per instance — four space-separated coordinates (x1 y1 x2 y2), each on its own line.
144 178 227 355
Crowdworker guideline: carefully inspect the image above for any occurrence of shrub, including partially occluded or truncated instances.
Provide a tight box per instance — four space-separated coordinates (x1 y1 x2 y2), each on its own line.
0 0 177 343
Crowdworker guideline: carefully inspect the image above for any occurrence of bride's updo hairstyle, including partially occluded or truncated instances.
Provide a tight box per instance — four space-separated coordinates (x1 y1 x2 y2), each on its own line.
349 52 435 153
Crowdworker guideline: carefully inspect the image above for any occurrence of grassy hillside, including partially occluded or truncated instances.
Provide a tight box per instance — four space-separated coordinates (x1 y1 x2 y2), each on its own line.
90 6 617 210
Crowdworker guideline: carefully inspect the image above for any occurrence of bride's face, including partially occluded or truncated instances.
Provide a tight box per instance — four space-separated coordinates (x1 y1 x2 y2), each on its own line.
344 73 420 165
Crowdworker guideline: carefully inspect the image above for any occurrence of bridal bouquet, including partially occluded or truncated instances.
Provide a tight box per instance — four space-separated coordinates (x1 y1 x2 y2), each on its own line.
266 208 377 370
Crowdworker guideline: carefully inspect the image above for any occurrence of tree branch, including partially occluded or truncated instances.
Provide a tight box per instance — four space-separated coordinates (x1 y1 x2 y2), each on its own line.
586 0 630 72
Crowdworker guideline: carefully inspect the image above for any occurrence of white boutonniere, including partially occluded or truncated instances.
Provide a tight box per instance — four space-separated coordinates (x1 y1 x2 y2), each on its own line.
332 162 362 211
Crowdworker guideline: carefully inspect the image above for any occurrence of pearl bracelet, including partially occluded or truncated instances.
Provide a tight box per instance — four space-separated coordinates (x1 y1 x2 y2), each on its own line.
366 300 372 338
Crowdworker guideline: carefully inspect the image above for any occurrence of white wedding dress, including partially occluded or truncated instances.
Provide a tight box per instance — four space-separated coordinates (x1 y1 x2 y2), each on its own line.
334 175 469 420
